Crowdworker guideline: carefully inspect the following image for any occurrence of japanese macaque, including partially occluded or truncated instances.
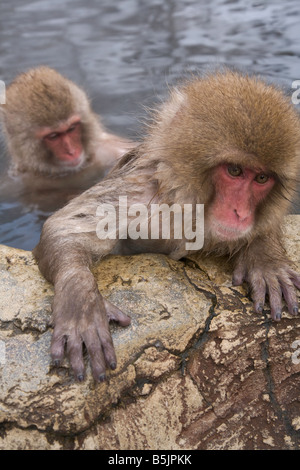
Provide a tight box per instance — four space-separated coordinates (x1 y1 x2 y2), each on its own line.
0 66 134 192
34 70 300 383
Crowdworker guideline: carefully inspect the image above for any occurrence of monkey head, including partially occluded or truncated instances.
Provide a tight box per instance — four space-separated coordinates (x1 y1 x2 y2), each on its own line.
1 66 101 177
144 70 300 246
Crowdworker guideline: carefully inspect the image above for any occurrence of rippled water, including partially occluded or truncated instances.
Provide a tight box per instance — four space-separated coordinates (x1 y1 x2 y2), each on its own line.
0 0 300 250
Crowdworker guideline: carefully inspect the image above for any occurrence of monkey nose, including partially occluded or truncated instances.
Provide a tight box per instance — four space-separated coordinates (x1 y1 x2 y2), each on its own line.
234 208 251 223
61 135 74 153
63 141 75 155
65 147 75 155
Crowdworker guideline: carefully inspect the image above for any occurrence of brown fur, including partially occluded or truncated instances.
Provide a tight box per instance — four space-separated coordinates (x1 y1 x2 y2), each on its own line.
0 66 134 186
34 70 300 382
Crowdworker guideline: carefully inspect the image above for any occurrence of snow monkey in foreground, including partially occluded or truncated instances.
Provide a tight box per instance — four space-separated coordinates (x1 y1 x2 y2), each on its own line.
34 70 300 383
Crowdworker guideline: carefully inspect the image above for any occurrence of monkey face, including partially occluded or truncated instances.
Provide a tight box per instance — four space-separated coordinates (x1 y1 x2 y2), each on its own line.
207 163 275 242
36 114 84 169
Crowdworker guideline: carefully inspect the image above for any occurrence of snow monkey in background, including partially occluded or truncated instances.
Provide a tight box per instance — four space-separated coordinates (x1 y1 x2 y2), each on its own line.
0 66 134 192
34 70 300 383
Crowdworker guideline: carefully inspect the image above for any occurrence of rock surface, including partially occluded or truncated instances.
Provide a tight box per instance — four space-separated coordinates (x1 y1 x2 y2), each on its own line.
0 215 299 450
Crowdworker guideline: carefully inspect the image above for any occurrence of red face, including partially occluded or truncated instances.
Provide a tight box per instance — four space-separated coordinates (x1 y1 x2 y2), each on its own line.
208 163 275 241
36 115 83 167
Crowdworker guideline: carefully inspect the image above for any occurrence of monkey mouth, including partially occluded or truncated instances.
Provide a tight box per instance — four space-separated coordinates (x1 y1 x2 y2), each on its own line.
58 152 85 170
210 219 252 241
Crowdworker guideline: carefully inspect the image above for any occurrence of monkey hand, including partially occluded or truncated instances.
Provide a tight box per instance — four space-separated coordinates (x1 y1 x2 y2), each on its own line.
50 271 131 382
233 258 300 321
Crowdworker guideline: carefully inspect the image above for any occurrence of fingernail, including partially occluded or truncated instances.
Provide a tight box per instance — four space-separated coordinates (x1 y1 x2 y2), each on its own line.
77 374 84 382
293 306 299 316
274 311 281 321
255 303 263 314
232 277 241 286
54 359 61 367
110 362 117 370
98 374 106 383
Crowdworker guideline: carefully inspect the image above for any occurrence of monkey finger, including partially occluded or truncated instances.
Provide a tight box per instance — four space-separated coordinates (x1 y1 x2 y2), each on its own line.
280 279 299 316
247 273 266 314
66 335 85 382
96 324 118 372
232 264 247 286
267 281 283 322
51 331 67 366
103 298 131 326
81 329 108 382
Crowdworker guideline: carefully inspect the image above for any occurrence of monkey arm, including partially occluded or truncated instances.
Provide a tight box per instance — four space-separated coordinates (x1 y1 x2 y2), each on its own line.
33 153 156 382
232 235 300 321
33 211 131 383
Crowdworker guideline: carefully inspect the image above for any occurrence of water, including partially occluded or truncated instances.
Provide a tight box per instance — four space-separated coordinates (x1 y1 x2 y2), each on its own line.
0 0 300 250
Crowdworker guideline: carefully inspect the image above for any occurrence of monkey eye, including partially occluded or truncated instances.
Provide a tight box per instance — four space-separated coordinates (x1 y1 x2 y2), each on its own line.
227 165 242 177
45 132 59 141
255 173 269 184
67 122 79 133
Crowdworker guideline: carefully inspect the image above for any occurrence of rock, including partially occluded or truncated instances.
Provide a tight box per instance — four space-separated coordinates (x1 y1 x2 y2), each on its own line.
0 215 299 450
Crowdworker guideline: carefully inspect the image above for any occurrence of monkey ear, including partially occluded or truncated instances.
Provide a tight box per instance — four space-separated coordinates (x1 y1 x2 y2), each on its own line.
169 87 187 117
158 87 188 128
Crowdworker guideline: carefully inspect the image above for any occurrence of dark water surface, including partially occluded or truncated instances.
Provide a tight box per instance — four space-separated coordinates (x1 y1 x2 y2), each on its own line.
1 0 300 250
